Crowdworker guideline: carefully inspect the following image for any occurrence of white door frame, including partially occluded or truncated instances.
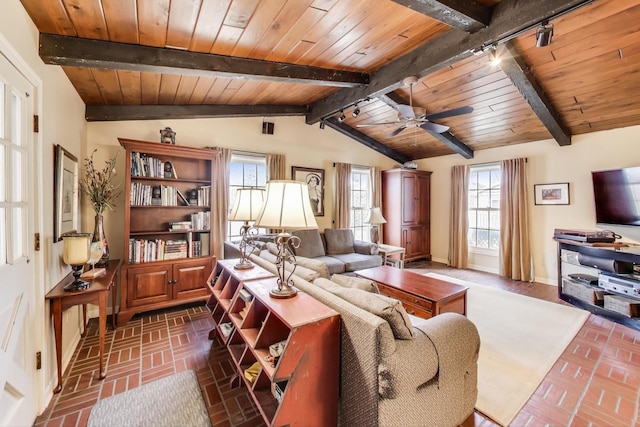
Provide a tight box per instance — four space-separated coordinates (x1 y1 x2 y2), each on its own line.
0 33 46 415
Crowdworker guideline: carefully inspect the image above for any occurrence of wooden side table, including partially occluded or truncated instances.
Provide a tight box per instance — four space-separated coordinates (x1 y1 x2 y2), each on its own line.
377 243 406 269
45 259 121 393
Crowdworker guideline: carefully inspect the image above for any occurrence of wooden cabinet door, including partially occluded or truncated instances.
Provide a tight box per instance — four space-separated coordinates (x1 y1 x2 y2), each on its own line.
403 226 429 260
401 174 417 225
126 264 172 307
416 173 430 224
172 258 213 300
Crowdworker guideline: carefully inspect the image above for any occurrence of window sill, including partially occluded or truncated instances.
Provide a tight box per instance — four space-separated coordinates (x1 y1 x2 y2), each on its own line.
469 246 499 257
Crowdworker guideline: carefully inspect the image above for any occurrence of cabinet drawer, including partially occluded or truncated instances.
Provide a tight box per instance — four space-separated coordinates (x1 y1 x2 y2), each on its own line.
400 301 433 319
377 284 434 312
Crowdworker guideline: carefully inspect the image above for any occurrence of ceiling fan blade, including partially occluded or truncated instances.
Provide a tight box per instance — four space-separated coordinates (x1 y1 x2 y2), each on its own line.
387 126 407 138
420 122 450 133
357 122 402 127
396 104 416 119
424 105 474 121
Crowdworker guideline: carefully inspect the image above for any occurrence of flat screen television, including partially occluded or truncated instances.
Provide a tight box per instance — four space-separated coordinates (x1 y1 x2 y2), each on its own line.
592 166 640 226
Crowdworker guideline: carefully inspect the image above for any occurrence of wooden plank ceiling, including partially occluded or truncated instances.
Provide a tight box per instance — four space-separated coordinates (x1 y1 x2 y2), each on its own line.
19 0 640 161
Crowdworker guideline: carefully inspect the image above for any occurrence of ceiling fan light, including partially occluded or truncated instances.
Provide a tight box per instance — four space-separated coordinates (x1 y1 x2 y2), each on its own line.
536 22 554 47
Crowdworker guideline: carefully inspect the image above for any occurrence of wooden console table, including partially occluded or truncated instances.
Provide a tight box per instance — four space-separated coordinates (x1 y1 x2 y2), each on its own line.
45 259 121 393
355 265 467 319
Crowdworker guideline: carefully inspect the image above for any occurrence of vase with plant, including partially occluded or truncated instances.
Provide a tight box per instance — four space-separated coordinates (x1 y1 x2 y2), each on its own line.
80 149 120 267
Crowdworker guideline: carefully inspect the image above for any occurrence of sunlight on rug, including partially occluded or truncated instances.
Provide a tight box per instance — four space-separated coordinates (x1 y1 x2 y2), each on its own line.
87 370 211 427
424 272 589 426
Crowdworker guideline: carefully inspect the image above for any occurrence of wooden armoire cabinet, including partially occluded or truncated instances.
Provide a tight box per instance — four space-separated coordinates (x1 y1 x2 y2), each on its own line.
117 138 218 326
381 169 432 262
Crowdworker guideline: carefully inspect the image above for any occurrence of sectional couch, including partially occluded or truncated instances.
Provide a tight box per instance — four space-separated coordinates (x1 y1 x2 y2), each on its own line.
224 228 382 274
248 253 480 427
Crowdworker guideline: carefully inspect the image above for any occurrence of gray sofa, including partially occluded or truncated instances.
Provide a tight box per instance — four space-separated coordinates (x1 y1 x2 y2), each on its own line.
224 228 382 274
248 254 480 427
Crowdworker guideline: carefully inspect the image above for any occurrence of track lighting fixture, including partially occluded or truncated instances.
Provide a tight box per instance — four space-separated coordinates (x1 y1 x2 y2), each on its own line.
319 120 325 129
352 106 360 118
488 45 501 66
536 21 554 47
337 111 346 123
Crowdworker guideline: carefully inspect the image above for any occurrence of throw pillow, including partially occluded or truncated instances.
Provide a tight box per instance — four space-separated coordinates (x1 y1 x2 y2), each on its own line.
324 228 355 255
296 256 330 279
291 229 326 258
331 274 379 293
320 284 414 340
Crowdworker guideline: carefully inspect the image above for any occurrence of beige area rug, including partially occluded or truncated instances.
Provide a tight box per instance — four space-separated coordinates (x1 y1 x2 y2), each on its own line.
424 272 589 426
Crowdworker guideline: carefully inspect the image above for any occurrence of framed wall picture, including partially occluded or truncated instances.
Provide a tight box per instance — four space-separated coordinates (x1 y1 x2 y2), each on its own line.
291 166 325 216
54 144 79 242
534 182 570 205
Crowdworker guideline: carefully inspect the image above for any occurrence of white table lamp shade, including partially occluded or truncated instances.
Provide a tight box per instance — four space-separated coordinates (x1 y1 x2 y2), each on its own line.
368 207 387 225
229 188 265 221
63 233 92 265
254 181 318 230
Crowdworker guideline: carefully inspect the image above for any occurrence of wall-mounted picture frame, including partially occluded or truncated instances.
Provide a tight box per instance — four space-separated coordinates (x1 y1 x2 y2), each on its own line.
54 144 79 242
291 166 325 216
534 182 570 205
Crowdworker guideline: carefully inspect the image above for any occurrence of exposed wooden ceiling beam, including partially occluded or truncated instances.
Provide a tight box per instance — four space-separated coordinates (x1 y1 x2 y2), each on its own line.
323 118 410 164
39 33 369 88
85 104 307 122
391 0 491 32
307 0 594 124
498 42 571 146
378 92 474 158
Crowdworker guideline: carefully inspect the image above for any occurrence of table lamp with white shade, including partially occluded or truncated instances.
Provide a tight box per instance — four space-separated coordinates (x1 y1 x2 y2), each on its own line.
229 187 265 270
62 232 93 291
253 180 318 299
367 207 387 248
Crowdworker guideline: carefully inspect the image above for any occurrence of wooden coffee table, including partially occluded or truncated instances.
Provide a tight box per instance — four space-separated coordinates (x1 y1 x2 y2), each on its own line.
355 265 467 319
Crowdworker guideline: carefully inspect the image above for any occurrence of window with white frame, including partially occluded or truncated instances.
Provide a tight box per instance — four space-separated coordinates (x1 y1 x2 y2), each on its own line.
350 166 371 241
227 153 267 241
468 163 501 251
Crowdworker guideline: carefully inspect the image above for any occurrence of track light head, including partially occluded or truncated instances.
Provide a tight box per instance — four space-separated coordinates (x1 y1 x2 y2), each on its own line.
352 107 360 118
319 120 325 129
488 45 501 66
337 111 346 123
536 21 554 47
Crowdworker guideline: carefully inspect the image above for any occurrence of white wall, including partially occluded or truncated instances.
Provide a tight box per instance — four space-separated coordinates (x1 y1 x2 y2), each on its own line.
2 0 88 414
418 125 640 284
86 116 398 262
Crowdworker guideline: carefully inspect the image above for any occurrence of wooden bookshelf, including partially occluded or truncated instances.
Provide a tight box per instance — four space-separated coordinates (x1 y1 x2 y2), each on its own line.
117 138 217 326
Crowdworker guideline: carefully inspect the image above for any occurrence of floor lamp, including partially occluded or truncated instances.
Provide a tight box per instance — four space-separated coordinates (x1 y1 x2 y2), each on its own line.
229 188 265 270
254 180 318 298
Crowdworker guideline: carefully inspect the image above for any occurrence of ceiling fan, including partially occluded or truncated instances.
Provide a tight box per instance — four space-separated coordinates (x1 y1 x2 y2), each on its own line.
357 76 473 138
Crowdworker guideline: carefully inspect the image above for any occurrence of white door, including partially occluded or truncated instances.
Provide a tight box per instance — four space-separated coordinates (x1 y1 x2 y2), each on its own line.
0 50 36 426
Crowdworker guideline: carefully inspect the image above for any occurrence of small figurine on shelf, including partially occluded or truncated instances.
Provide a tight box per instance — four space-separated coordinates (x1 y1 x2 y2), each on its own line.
160 127 176 144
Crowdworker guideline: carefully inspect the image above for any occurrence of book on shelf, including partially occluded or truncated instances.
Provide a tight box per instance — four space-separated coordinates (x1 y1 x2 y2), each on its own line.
176 189 190 206
169 221 191 231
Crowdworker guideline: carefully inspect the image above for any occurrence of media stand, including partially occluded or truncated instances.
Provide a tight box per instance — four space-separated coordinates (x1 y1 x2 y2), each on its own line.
555 239 640 331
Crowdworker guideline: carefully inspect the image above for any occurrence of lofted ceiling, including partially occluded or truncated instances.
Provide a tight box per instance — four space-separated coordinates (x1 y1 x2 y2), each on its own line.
19 0 640 162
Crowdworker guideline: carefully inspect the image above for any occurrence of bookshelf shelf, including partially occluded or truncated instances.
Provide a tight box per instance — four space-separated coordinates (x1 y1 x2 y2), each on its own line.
117 138 218 326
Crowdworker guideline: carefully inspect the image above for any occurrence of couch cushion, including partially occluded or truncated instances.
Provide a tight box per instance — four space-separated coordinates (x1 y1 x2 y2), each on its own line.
324 228 355 255
292 229 326 258
329 253 382 271
316 281 414 340
331 274 379 293
266 241 279 256
314 255 346 275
